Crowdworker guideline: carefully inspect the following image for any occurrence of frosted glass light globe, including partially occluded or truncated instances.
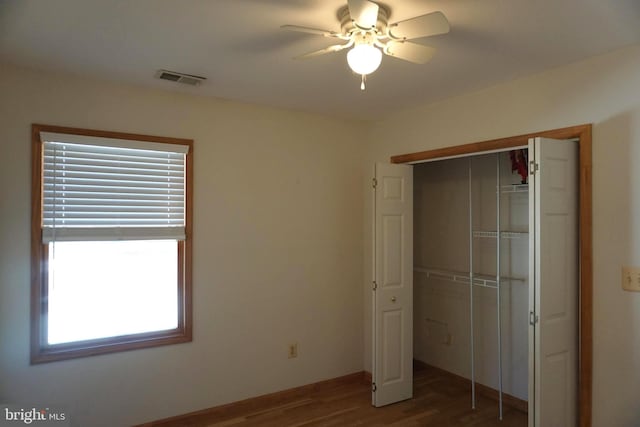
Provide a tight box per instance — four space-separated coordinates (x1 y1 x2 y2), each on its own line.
347 44 382 75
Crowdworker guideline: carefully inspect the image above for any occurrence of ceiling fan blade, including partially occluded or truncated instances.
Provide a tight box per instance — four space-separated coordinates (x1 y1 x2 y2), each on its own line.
384 41 436 64
295 44 349 59
388 11 450 40
281 25 341 38
348 0 379 29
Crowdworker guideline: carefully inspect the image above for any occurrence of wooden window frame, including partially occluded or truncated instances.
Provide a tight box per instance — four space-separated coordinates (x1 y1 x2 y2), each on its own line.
390 124 593 427
30 124 194 364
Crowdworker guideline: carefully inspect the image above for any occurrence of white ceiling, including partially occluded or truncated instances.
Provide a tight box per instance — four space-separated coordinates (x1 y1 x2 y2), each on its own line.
1 0 640 120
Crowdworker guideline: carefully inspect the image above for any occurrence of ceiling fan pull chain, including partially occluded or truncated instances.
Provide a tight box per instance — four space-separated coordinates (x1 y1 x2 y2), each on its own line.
361 74 366 90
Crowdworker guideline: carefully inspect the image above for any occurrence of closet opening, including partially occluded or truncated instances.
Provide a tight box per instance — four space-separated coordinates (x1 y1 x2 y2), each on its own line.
413 149 530 425
375 124 592 427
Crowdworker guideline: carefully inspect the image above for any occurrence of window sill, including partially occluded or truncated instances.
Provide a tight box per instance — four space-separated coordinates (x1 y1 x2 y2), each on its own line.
31 328 192 364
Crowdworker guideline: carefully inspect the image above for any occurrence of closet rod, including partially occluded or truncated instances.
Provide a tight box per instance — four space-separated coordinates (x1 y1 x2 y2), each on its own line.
468 158 476 410
496 156 504 420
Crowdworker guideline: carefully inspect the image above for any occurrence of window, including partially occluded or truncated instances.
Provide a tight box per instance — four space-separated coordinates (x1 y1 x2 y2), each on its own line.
31 124 193 363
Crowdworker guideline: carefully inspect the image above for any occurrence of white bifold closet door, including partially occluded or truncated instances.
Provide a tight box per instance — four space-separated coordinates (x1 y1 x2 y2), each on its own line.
529 137 578 427
372 139 579 424
372 163 413 407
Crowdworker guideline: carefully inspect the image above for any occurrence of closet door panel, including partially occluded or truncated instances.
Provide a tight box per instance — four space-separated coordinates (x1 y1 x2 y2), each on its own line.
531 137 579 427
373 163 413 407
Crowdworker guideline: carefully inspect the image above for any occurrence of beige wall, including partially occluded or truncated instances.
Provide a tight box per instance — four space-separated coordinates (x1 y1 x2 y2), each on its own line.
0 64 366 426
363 43 640 426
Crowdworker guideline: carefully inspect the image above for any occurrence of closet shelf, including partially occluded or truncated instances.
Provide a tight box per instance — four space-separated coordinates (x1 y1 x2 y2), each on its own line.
414 267 526 289
473 230 528 239
500 184 529 193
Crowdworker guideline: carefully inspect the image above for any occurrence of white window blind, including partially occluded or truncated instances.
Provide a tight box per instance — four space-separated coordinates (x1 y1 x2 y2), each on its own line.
41 132 189 243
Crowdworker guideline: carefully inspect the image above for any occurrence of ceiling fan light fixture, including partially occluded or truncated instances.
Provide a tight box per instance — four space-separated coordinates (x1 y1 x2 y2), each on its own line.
347 43 382 76
284 1 451 90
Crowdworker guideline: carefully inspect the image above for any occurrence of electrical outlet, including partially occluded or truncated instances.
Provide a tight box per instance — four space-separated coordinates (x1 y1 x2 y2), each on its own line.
621 266 640 292
288 343 298 358
444 333 453 346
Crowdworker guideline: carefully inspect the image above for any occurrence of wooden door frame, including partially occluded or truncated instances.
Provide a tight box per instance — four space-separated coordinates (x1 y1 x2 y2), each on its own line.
390 124 592 427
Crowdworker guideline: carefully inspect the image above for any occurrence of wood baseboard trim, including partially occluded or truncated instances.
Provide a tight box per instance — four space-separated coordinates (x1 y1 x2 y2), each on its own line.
136 371 370 426
413 359 528 413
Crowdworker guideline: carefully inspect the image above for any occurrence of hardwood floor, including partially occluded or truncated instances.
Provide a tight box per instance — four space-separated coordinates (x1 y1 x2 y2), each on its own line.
146 364 527 427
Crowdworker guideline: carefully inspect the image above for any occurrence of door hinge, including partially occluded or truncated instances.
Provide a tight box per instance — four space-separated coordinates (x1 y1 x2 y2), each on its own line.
372 281 378 291
529 311 539 326
529 161 539 175
372 382 377 392
372 178 377 188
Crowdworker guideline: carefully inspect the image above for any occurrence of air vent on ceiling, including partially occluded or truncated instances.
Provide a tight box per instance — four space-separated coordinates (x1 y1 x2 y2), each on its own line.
155 69 206 86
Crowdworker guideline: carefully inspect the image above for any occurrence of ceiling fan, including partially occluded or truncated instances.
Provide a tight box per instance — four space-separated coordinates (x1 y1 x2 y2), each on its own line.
282 0 450 90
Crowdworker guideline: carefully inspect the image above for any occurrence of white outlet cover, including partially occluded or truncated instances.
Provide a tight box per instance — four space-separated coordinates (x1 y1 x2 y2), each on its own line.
621 266 640 292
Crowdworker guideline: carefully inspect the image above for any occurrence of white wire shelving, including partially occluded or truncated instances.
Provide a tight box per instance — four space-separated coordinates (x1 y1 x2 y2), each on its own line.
500 184 528 194
413 266 526 289
472 230 528 239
